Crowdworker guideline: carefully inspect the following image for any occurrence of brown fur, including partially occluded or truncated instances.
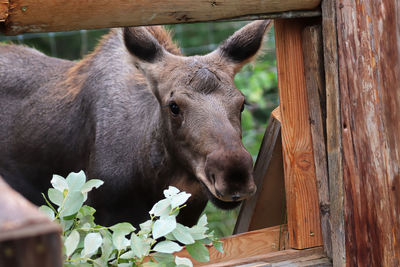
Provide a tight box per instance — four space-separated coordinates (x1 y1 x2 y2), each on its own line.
0 21 271 227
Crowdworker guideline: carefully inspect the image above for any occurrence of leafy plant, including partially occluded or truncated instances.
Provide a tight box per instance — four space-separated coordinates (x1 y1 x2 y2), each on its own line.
39 171 223 267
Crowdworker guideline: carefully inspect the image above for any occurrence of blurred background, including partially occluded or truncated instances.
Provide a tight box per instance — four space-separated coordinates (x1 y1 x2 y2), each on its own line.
0 21 279 238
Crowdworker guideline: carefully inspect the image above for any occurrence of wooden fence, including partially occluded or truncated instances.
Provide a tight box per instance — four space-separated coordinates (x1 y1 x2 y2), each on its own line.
1 0 399 266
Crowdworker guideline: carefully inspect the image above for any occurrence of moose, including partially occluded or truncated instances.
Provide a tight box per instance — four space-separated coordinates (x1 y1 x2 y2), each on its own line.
0 20 271 227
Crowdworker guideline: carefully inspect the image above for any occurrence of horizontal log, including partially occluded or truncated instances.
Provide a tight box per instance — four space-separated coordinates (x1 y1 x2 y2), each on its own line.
1 0 320 35
176 225 287 265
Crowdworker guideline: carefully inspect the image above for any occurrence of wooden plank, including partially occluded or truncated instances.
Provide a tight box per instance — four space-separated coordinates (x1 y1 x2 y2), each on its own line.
0 0 8 22
176 225 287 266
1 0 321 35
274 18 323 249
201 247 329 267
302 25 332 258
336 0 400 265
321 0 345 264
0 177 62 267
234 107 285 233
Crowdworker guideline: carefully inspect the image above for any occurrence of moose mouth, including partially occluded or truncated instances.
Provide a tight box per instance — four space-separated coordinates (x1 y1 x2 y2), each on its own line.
195 170 243 210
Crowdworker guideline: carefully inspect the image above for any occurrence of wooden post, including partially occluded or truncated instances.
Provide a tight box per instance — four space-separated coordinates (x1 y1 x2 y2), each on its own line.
321 0 346 265
0 177 62 267
0 0 321 35
302 25 332 257
234 107 285 233
274 18 323 249
336 0 400 265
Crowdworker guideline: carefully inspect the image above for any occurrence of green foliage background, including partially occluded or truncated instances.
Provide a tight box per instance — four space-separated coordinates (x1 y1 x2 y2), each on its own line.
0 22 278 238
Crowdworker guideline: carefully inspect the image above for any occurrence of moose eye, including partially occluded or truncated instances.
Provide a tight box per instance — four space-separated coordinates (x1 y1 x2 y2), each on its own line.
169 102 180 115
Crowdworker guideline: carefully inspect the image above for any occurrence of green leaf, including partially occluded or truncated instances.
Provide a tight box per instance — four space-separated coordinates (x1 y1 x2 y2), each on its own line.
163 186 180 198
175 256 193 267
152 252 175 263
110 222 136 233
131 234 150 258
98 230 114 264
39 205 55 220
170 192 191 209
66 171 86 192
78 205 96 217
186 241 209 262
51 174 68 192
65 230 80 257
60 191 85 217
81 179 104 193
212 240 224 254
60 218 74 231
187 225 208 240
119 250 135 259
152 216 177 239
83 232 102 256
149 198 171 217
172 224 194 245
48 188 64 206
197 214 208 227
152 240 182 253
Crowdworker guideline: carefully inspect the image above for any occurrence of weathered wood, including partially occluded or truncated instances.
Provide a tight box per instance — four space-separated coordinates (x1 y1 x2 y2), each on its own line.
321 0 345 265
234 107 285 234
302 25 332 258
176 225 287 266
0 0 8 22
0 0 321 35
0 177 62 267
201 247 330 267
274 18 323 249
336 0 400 266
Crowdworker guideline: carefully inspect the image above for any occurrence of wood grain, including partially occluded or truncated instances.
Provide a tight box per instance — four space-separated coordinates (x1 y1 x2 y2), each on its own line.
201 247 329 267
302 25 332 258
234 107 285 234
1 0 321 35
0 177 62 267
176 225 287 266
321 0 345 265
336 0 400 265
274 18 323 249
0 0 8 22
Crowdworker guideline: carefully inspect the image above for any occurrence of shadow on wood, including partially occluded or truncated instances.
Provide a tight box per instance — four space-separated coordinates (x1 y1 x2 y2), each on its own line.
0 176 62 267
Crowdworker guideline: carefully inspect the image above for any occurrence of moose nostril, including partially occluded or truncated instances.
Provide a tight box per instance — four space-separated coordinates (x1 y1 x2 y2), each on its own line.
231 193 241 202
211 173 216 183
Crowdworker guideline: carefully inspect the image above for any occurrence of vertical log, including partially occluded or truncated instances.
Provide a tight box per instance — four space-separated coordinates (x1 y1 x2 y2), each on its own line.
321 0 346 265
302 25 332 258
336 0 400 265
275 18 323 249
0 177 62 267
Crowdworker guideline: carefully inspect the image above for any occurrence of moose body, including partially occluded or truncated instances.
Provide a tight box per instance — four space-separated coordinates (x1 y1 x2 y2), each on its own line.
0 21 270 227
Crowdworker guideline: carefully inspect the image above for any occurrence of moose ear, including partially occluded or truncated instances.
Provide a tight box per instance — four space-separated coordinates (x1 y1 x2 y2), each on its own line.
218 20 272 71
123 27 165 63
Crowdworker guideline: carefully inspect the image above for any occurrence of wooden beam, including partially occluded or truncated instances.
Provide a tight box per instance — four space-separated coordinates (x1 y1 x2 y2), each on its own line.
0 0 8 22
0 0 321 35
321 0 345 265
302 25 332 258
0 177 62 267
201 247 330 267
234 107 285 234
274 18 323 249
176 225 287 266
336 0 400 265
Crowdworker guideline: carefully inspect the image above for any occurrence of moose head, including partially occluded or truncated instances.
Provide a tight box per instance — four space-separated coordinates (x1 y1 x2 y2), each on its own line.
123 21 271 209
